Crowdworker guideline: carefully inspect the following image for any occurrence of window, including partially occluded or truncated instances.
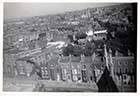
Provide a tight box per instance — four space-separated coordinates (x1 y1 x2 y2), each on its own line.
118 61 122 66
131 76 133 81
124 68 128 74
120 68 122 74
124 61 128 66
123 75 127 79
114 68 117 73
132 68 135 74
131 61 135 65
102 38 106 40
61 69 67 81
40 67 49 79
90 76 93 81
56 68 60 73
19 66 25 75
84 65 86 68
7 65 11 73
77 65 80 68
128 81 130 85
124 81 127 84
117 68 120 73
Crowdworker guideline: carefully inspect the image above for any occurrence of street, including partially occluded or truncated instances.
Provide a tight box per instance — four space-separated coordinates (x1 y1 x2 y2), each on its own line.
3 76 98 92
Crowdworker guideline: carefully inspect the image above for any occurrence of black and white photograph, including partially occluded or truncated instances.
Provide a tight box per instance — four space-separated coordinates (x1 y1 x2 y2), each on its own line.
2 2 137 92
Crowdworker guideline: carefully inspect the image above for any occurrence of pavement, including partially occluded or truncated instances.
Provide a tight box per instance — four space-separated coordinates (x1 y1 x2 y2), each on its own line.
3 76 98 92
3 76 37 92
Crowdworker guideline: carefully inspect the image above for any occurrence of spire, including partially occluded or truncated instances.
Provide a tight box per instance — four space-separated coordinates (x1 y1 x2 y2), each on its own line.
109 49 114 78
104 44 109 69
97 46 118 92
109 49 113 64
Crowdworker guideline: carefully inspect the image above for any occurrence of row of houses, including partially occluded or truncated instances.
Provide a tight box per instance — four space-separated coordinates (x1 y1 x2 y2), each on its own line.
3 44 135 89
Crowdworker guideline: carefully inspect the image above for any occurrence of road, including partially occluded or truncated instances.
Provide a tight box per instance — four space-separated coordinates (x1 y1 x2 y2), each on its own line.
3 76 98 92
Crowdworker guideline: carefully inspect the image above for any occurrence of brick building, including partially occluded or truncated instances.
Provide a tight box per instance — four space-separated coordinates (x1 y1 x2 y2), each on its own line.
93 45 136 92
58 53 96 83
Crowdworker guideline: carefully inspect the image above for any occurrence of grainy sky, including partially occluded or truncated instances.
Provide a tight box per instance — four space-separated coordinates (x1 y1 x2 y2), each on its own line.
4 3 121 19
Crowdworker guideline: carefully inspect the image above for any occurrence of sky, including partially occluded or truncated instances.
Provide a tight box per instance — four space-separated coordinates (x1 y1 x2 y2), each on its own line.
4 3 121 20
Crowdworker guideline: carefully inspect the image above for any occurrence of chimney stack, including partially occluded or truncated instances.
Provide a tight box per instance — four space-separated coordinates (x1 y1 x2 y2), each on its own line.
128 50 131 56
92 52 96 62
115 50 118 56
80 54 85 62
109 49 113 64
69 54 72 62
58 54 62 63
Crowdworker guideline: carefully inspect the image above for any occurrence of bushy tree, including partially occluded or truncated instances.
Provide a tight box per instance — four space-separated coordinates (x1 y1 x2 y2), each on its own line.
62 47 69 56
67 34 73 42
73 45 83 56
83 42 96 56
62 44 74 56
75 33 87 40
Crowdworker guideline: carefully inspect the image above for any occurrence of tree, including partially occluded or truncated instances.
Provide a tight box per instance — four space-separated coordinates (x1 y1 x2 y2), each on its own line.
62 44 74 56
73 45 83 56
83 42 95 56
75 33 87 40
67 34 73 42
62 47 69 56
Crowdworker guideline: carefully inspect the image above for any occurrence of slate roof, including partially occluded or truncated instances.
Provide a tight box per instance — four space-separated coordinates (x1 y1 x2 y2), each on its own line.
92 57 105 69
82 56 92 62
70 56 81 62
16 56 33 61
59 55 93 64
59 56 70 63
112 56 134 60
5 48 23 54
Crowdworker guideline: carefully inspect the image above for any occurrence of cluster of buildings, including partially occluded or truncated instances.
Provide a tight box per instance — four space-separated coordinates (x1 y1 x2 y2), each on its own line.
3 3 104 50
3 4 136 92
3 40 136 92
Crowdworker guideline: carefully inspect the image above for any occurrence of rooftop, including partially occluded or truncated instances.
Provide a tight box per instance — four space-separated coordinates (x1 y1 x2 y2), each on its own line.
94 30 107 34
48 57 59 67
82 56 92 62
70 56 81 62
4 48 23 54
59 56 70 63
93 57 104 64
59 55 93 63
112 56 134 60
16 56 33 61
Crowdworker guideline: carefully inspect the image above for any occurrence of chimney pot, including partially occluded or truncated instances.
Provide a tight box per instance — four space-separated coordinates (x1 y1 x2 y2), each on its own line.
80 54 85 62
109 49 112 53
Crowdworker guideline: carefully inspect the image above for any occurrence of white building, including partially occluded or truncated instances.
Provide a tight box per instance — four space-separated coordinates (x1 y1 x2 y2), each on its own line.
93 30 107 41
